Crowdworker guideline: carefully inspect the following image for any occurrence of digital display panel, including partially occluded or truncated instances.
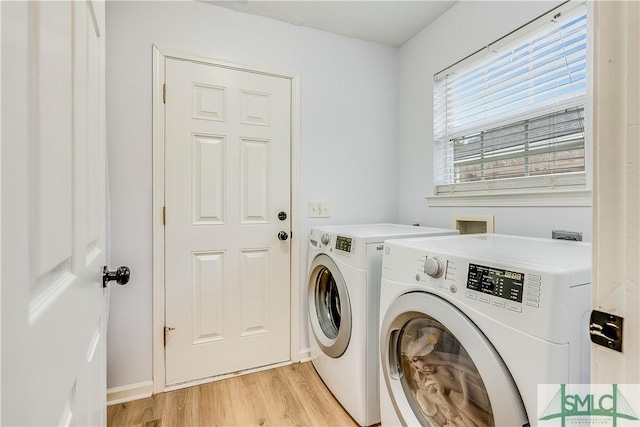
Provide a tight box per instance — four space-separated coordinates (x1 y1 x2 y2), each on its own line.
467 264 524 303
335 236 352 253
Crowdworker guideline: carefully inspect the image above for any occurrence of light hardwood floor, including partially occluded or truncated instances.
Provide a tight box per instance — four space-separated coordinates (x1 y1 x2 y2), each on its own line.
107 362 362 427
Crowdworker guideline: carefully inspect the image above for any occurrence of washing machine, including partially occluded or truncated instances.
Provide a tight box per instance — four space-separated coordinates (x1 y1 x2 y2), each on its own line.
379 234 591 427
307 224 459 426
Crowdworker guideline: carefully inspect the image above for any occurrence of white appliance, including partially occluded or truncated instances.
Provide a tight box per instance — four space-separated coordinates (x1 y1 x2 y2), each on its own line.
379 234 591 427
307 224 459 426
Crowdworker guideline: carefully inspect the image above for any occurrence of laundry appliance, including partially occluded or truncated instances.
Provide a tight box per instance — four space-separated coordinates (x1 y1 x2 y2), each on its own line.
307 224 459 426
379 234 591 427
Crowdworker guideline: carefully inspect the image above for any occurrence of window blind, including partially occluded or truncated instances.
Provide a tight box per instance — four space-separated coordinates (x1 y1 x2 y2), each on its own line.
433 2 587 193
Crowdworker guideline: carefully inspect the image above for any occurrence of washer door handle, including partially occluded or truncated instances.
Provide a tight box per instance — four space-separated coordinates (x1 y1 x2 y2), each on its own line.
278 231 289 241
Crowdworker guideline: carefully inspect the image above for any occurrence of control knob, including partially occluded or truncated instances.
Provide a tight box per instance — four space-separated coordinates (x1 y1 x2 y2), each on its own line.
424 257 444 278
321 234 330 246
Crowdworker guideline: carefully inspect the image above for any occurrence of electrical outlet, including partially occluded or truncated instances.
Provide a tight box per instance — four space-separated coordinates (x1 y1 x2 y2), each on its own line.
552 230 583 241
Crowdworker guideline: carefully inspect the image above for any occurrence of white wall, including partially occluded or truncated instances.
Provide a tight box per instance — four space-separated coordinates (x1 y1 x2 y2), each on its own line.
397 1 593 241
106 1 399 389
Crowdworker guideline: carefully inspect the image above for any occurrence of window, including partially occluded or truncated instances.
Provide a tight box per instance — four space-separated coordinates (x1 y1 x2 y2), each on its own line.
432 2 588 203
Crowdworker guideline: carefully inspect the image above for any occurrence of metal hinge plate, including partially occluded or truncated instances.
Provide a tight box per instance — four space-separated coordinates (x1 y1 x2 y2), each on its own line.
163 206 166 225
163 84 166 103
163 326 175 346
589 310 623 352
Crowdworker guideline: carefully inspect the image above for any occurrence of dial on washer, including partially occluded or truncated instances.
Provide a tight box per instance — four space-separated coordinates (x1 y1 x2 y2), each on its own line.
424 257 444 278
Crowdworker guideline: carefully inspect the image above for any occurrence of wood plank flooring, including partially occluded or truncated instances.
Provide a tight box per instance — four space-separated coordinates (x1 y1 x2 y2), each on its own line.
107 362 361 427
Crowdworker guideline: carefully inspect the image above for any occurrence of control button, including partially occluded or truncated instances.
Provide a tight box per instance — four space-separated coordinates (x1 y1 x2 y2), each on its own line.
479 295 490 304
526 291 540 298
526 301 540 308
466 291 476 300
424 257 444 278
526 285 541 291
492 300 506 308
526 296 540 303
415 274 421 282
507 304 522 313
449 285 457 293
320 234 330 245
529 274 541 281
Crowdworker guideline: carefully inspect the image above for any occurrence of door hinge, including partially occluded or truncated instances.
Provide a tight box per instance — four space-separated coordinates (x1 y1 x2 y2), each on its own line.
164 326 175 346
163 206 166 225
163 83 166 103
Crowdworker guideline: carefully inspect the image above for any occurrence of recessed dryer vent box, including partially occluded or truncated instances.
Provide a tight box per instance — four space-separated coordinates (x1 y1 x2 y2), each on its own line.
452 214 494 234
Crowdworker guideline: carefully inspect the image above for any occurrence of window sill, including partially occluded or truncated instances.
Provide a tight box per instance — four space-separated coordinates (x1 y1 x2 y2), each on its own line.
425 189 592 207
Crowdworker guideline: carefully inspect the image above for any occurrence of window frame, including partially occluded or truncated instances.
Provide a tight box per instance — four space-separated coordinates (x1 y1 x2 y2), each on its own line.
428 1 592 207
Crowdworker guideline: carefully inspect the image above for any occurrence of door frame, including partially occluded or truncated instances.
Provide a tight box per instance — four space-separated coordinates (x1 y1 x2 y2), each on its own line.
151 45 301 393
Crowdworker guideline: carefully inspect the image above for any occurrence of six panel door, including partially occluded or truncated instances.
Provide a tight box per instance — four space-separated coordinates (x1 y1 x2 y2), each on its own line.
164 58 292 385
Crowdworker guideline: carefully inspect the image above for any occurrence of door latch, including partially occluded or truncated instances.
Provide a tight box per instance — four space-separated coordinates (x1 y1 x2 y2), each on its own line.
589 310 623 352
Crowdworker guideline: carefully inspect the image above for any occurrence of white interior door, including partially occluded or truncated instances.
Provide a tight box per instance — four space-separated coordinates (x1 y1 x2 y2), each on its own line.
164 58 292 385
1 1 107 425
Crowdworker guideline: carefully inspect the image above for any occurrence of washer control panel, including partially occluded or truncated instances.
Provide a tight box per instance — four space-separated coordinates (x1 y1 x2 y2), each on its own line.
415 256 541 314
467 264 524 303
335 235 353 253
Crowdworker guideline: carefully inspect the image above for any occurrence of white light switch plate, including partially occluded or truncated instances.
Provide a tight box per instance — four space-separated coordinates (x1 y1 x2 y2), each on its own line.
309 202 330 218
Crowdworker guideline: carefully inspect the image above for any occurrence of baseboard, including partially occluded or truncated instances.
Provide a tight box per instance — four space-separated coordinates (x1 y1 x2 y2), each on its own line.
107 380 154 406
299 347 312 362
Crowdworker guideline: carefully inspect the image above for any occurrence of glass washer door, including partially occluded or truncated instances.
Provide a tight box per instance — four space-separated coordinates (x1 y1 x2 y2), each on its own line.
380 292 528 427
308 254 352 358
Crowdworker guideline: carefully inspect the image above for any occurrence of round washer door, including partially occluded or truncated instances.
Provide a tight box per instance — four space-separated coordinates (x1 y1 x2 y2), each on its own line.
308 254 352 358
380 292 529 427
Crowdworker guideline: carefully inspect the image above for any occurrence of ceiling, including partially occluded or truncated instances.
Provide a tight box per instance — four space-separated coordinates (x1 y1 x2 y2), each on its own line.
205 1 457 47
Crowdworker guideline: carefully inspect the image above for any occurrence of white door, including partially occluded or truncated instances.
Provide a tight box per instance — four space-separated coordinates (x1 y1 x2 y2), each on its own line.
1 1 108 425
164 58 292 385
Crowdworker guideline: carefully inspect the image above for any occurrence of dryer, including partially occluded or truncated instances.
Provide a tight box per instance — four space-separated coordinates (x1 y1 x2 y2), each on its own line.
379 234 591 427
307 224 459 426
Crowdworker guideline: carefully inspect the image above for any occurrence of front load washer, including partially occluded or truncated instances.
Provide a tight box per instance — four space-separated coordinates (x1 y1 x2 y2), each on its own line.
379 234 591 427
307 224 459 426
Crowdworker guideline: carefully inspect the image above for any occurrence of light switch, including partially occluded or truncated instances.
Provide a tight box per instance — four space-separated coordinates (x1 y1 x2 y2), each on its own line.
308 202 320 218
309 202 330 218
318 203 330 218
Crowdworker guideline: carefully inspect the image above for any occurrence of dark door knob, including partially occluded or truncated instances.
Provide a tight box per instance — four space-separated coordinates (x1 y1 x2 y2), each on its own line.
278 231 289 241
103 266 131 287
278 211 287 221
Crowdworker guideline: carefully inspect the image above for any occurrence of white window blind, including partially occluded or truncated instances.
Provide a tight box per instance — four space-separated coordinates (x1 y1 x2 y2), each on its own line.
433 2 587 196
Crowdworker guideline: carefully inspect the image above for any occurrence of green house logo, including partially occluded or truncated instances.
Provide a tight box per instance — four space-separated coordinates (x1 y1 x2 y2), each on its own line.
540 384 639 426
